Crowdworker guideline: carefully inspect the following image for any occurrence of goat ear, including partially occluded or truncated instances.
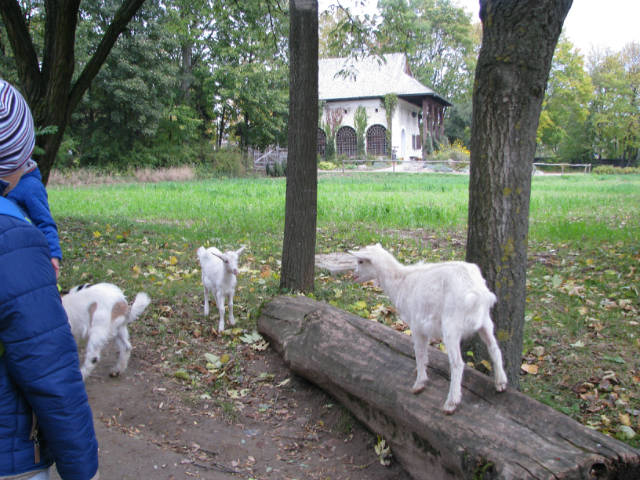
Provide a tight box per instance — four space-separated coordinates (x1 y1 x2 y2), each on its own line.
236 246 246 256
349 250 369 262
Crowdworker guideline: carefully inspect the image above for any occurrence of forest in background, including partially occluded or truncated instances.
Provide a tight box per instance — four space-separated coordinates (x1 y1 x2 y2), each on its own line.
0 0 638 172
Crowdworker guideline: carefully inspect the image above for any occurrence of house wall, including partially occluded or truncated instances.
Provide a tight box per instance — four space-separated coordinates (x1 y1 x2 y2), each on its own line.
393 98 422 161
321 98 422 160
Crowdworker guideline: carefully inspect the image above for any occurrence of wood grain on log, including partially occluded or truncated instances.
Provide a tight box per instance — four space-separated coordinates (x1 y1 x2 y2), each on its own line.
258 295 640 480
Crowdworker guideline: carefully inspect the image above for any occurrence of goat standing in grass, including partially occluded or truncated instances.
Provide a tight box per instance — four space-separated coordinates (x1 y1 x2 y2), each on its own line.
197 245 245 332
350 243 507 414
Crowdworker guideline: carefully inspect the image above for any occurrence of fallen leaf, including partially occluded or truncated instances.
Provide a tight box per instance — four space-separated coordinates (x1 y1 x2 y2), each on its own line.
521 363 539 375
480 360 492 371
619 413 632 427
618 425 636 440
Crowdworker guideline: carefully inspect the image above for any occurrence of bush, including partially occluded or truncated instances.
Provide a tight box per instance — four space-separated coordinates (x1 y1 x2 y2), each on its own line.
318 161 337 170
193 147 246 177
593 165 640 175
266 159 287 177
429 139 470 163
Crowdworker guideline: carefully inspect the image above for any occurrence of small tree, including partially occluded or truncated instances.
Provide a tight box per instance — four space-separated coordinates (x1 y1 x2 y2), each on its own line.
322 106 343 160
354 105 368 157
383 94 397 156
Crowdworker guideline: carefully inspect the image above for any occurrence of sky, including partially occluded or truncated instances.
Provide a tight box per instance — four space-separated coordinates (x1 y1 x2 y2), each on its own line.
319 0 640 55
455 0 640 54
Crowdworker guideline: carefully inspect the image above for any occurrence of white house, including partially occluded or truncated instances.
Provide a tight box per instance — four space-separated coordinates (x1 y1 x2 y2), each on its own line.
318 53 451 161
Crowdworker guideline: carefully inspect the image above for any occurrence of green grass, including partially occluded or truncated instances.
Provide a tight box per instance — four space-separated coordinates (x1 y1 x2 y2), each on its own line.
48 172 640 447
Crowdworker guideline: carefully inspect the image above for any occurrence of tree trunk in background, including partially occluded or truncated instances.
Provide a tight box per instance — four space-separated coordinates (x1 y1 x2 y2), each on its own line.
466 0 573 388
280 0 318 293
0 0 147 185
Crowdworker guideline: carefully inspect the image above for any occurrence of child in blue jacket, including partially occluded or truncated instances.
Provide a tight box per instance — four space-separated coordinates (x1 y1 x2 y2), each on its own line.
7 159 62 278
0 79 99 479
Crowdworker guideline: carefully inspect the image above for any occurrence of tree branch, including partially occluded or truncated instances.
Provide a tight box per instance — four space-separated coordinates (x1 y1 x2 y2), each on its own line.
0 0 42 97
68 0 147 114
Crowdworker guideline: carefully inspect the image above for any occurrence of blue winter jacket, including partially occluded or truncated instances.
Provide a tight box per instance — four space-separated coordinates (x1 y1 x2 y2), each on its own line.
7 166 62 260
0 196 98 479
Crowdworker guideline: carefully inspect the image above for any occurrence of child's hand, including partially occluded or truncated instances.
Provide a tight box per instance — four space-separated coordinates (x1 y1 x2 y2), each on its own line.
51 258 60 279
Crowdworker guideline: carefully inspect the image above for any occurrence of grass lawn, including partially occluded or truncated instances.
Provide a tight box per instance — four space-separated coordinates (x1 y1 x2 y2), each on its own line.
49 172 640 447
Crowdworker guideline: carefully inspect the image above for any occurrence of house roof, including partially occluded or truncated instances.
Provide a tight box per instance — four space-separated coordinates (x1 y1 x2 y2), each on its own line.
319 53 451 107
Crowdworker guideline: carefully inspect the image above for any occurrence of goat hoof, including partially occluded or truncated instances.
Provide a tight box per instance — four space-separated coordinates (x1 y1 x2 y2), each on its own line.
411 382 426 394
495 381 507 392
442 404 457 415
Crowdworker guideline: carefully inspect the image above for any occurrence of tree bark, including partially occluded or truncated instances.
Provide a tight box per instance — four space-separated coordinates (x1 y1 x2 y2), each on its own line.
0 0 147 184
466 0 573 388
258 295 640 480
280 0 318 293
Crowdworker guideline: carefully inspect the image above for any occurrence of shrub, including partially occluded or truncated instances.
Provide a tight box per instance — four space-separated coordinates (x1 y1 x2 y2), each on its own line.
266 159 287 177
318 161 337 170
593 165 640 175
429 139 470 163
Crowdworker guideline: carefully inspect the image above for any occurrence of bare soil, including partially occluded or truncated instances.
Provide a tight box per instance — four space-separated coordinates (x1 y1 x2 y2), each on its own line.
53 339 408 480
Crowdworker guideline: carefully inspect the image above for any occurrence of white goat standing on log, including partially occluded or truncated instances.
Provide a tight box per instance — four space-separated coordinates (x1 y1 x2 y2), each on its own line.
197 245 245 332
350 243 508 414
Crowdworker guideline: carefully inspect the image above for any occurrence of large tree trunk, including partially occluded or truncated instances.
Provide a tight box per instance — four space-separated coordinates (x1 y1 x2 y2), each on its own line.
466 0 573 387
280 0 318 292
258 295 640 480
0 0 147 185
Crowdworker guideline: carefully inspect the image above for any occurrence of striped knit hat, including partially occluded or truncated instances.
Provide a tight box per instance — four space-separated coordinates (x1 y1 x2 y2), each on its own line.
0 79 35 176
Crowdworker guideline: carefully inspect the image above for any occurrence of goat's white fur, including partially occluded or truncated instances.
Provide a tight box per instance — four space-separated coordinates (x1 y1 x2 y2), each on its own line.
197 245 245 332
61 283 151 381
350 243 507 413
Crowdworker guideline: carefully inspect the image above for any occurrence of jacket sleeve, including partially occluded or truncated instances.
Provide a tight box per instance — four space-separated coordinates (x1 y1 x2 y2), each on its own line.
7 173 62 260
0 220 98 480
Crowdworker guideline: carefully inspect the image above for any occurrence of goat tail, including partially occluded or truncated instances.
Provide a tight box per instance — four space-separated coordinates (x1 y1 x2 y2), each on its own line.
127 292 151 324
463 289 497 314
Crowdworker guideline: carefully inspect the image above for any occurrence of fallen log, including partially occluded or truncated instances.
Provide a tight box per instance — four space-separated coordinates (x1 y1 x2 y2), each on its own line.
257 295 640 480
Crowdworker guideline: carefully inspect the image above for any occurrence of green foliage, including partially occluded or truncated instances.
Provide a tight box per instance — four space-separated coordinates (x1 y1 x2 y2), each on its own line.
354 106 368 157
198 148 246 177
69 0 180 169
588 43 640 166
376 0 476 101
445 101 472 148
318 161 337 170
319 5 377 59
537 37 594 162
383 94 398 148
265 160 287 177
429 139 470 165
322 107 343 161
593 165 640 175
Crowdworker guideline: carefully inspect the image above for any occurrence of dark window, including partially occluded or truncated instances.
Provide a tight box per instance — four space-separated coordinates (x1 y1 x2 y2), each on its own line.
336 126 357 157
366 124 388 156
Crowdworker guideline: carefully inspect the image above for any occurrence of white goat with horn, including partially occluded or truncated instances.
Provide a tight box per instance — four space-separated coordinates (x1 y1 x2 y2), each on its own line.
197 245 245 332
350 243 507 414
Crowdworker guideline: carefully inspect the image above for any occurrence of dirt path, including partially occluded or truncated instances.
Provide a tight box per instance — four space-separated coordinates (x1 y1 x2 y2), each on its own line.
53 342 408 480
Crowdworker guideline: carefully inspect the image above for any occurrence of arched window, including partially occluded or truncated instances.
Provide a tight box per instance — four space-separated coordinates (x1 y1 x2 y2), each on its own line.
336 126 357 157
366 124 388 156
317 128 327 157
